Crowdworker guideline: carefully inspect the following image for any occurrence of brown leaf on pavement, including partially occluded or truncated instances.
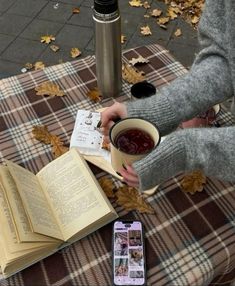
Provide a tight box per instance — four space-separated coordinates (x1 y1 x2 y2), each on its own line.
25 63 34 70
122 63 146 84
129 0 143 7
151 9 162 17
116 186 155 214
72 7 80 14
180 170 206 194
143 1 150 9
50 44 60 52
140 25 152 36
35 82 65 97
157 17 170 26
40 35 55 44
174 28 182 37
121 34 126 44
70 48 81 58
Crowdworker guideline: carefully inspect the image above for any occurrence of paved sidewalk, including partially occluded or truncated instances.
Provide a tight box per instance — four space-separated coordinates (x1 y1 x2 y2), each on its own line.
0 0 199 79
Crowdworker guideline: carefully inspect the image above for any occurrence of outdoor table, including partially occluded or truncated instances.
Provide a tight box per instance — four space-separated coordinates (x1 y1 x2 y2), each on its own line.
0 44 235 286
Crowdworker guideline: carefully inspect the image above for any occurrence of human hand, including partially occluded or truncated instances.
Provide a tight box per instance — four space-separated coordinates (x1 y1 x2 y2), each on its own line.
100 102 127 142
119 165 140 188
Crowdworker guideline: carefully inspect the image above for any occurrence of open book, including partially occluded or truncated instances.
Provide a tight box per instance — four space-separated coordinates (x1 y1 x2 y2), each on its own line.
0 149 117 278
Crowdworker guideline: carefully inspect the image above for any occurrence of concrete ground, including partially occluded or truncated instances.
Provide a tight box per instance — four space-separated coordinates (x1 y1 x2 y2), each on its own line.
0 0 199 79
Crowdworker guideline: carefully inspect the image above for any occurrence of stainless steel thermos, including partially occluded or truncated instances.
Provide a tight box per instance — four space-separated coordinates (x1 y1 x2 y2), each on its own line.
93 0 122 99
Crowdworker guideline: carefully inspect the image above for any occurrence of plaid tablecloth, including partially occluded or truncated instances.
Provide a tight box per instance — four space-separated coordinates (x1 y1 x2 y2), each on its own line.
0 44 235 286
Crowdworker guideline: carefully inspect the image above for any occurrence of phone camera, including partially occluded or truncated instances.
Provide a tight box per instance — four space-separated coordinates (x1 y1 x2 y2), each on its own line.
125 224 131 228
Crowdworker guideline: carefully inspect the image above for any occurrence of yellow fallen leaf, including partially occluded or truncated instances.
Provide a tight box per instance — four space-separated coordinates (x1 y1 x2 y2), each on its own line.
174 28 182 37
167 8 178 20
98 177 116 198
122 63 146 84
143 1 150 9
87 87 102 102
140 25 152 36
35 81 65 97
151 9 162 17
34 61 45 70
181 170 206 195
191 15 199 24
40 35 55 44
116 186 155 214
25 63 33 70
129 0 142 7
157 17 170 25
50 44 60 52
121 34 126 44
70 48 81 58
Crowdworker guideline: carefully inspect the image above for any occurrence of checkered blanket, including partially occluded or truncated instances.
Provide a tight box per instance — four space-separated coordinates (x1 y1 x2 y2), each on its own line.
0 44 234 286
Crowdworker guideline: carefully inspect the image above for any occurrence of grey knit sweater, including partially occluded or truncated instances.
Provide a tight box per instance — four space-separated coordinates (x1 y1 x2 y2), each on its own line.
126 0 235 191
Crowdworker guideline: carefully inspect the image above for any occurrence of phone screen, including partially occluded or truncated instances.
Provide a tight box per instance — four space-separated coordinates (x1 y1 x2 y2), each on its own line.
113 221 146 286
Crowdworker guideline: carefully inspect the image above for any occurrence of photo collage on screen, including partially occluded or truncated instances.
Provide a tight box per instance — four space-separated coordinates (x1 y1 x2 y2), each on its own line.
114 228 144 280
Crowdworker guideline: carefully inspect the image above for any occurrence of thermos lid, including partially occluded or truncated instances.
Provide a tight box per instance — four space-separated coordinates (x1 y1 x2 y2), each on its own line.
94 0 118 14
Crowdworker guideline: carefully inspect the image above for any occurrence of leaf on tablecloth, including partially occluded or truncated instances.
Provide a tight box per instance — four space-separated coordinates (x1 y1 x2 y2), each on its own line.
129 55 149 66
32 125 68 159
98 177 116 198
40 35 55 44
34 61 45 70
50 135 69 158
70 48 81 58
151 9 162 17
140 25 152 36
35 82 65 97
72 7 80 14
122 63 146 84
50 44 60 52
87 87 102 102
180 170 206 194
129 0 142 7
116 186 155 214
121 34 126 44
174 28 182 37
32 125 52 144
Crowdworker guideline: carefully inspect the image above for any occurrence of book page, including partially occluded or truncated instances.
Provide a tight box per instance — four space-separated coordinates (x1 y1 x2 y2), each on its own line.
6 161 63 240
37 149 116 241
0 166 57 243
0 182 55 255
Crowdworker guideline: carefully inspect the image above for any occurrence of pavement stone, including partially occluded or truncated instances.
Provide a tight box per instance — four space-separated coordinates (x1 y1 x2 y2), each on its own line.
0 0 198 79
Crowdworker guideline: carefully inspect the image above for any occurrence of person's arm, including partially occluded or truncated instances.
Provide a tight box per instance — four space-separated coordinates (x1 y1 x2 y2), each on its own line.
127 0 233 136
132 126 235 191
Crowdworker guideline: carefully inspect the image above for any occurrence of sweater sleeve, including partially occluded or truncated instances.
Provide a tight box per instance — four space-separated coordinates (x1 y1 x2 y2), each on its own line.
126 0 233 136
133 127 235 191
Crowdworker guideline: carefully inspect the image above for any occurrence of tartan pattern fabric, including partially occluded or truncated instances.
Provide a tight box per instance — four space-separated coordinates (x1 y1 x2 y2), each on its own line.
0 44 234 286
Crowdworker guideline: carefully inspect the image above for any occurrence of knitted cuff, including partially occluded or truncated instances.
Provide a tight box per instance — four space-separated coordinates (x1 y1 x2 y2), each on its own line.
126 94 178 136
132 132 186 191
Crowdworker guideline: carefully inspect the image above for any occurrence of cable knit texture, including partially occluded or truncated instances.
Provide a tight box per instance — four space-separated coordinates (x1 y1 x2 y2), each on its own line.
126 0 235 190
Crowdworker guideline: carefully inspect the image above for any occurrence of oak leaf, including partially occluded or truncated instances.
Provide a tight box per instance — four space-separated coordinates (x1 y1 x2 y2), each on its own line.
129 55 149 66
40 35 55 44
50 44 60 52
116 186 155 214
35 82 65 97
167 9 178 20
181 170 206 195
72 7 80 14
98 177 116 198
70 48 81 58
174 28 182 37
34 61 45 70
50 135 69 158
140 25 152 36
157 17 170 25
32 125 51 144
151 9 162 17
122 63 146 84
129 0 142 7
87 87 102 102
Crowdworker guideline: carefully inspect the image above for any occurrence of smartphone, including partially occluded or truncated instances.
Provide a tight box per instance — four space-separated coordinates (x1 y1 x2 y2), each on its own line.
112 220 146 286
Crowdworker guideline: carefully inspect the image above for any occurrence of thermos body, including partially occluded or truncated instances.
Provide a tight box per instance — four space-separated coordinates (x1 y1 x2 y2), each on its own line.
93 0 122 99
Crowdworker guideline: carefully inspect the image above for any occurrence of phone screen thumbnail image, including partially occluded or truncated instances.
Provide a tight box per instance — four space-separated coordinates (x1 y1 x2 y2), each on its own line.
113 221 145 285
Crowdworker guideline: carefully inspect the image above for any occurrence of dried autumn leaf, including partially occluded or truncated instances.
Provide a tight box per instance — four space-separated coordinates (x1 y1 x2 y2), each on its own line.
140 25 152 36
98 177 116 198
157 17 170 25
32 125 52 144
50 44 60 52
116 186 155 214
70 48 81 58
129 0 142 7
34 61 45 70
87 87 102 102
72 7 80 14
174 28 182 37
50 135 69 158
122 63 146 84
101 140 110 151
181 170 206 195
143 1 150 9
40 35 55 44
121 34 126 44
151 9 162 17
35 81 65 97
167 9 178 20
129 55 149 66
25 63 33 70
191 15 199 24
